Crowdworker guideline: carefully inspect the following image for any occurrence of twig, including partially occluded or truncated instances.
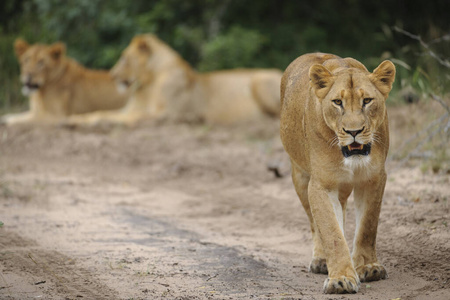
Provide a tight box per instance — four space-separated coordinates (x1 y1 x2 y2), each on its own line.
206 274 218 281
391 113 448 160
398 116 449 165
0 272 11 296
282 282 304 295
393 26 450 69
28 253 64 284
430 94 450 113
390 27 450 168
208 0 231 39
267 160 291 178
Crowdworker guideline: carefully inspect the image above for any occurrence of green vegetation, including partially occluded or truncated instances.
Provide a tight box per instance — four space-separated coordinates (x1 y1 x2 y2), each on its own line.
0 0 449 109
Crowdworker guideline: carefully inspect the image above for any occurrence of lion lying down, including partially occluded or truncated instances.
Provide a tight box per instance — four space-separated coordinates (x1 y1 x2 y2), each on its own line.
68 34 282 125
1 39 127 125
281 53 395 294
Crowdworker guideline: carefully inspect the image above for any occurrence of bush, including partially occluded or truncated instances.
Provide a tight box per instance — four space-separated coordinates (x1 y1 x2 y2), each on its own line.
0 0 448 110
199 26 266 71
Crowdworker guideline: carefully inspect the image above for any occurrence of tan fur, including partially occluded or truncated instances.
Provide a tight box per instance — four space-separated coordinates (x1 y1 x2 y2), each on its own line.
1 39 127 125
68 34 282 125
280 53 395 294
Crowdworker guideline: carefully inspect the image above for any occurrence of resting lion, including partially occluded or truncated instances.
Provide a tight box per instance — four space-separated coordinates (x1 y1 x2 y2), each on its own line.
280 53 395 294
1 39 127 125
68 34 282 125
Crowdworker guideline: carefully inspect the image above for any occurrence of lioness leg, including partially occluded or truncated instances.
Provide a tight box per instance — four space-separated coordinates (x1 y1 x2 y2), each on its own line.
308 179 360 294
1 111 34 125
291 165 327 274
1 111 65 125
338 184 353 229
352 172 388 282
66 110 143 126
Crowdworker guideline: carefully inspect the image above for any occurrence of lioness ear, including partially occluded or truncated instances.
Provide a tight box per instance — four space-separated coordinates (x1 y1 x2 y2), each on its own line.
370 60 396 97
14 38 29 58
309 64 334 99
136 38 151 54
49 42 66 60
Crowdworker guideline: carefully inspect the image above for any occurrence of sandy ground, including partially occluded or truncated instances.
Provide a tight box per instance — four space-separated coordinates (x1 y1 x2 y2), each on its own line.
0 105 449 300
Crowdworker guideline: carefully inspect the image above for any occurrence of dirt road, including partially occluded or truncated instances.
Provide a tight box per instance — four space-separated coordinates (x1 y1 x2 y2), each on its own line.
0 109 449 299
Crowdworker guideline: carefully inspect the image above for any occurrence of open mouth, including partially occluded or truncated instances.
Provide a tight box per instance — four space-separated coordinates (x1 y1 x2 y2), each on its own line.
24 82 40 90
116 80 132 93
120 80 133 88
341 142 371 158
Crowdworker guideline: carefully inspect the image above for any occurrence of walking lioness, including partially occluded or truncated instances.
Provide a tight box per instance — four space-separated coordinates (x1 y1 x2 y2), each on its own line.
280 53 395 294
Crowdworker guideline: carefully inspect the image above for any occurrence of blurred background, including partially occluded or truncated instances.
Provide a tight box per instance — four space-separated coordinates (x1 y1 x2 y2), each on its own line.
0 0 449 111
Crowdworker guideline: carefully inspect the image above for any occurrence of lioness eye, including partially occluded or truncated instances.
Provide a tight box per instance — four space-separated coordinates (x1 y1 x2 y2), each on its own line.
363 98 373 105
332 99 342 106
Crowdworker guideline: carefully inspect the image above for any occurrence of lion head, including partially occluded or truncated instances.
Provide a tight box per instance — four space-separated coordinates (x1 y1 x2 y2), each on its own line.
110 34 180 93
14 39 67 96
309 59 395 163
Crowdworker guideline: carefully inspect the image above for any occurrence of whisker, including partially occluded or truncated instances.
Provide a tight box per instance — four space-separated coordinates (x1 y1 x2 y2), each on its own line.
327 135 340 149
372 133 387 148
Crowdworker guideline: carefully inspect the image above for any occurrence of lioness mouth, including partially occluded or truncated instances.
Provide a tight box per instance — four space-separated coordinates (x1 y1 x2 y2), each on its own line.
120 80 132 87
341 142 371 158
24 82 40 90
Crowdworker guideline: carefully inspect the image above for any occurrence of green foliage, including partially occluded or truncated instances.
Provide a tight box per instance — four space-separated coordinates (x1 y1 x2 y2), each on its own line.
199 26 266 71
0 33 27 111
29 0 136 68
0 0 449 110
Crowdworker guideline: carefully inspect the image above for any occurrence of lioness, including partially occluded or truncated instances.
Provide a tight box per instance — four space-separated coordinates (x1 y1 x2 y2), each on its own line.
280 53 395 294
1 39 127 125
68 34 282 125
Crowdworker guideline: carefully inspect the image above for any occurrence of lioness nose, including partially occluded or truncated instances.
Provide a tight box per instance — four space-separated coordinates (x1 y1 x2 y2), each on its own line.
343 127 364 137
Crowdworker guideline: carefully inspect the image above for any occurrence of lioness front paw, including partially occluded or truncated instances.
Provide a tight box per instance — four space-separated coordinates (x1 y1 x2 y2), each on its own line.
309 257 328 274
356 263 387 282
323 276 360 294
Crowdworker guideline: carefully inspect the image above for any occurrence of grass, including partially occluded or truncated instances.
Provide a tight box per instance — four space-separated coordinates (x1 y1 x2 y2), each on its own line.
388 94 450 173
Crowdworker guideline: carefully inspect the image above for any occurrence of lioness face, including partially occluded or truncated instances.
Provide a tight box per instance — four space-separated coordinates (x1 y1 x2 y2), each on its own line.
111 37 153 93
310 61 395 161
14 39 66 96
